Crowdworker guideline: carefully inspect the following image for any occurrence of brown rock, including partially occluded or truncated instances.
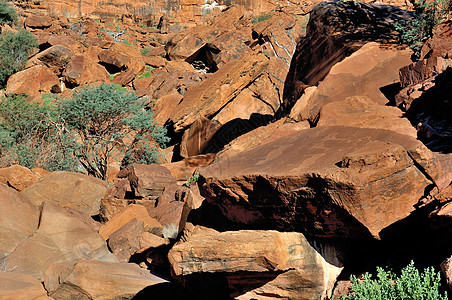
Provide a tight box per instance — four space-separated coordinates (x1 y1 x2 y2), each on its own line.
200 126 440 239
6 65 61 97
43 262 75 294
98 43 145 86
283 1 413 112
62 54 110 87
108 218 145 262
152 92 183 126
289 42 412 124
99 178 131 222
127 164 177 199
26 45 74 75
168 228 343 299
399 56 452 88
0 271 52 300
3 202 115 280
317 96 417 138
0 184 39 260
442 255 452 291
25 15 52 29
180 116 222 157
420 20 452 60
139 232 170 253
99 204 162 240
0 165 41 191
50 260 168 299
171 52 269 132
143 55 167 68
22 171 108 216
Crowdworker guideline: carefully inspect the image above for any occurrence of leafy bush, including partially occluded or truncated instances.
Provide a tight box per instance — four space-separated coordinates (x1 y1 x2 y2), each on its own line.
395 0 451 56
0 30 38 86
140 46 154 56
251 14 271 24
0 0 17 25
60 83 169 179
0 94 78 171
137 65 156 79
337 261 448 299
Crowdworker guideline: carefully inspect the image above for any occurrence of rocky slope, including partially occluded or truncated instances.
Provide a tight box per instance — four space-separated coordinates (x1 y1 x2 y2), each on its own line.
1 0 452 299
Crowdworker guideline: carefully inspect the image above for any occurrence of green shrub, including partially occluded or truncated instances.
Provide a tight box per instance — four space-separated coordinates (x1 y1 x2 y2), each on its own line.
0 30 38 86
60 83 169 180
251 14 271 24
0 0 17 25
137 65 155 79
337 261 448 299
140 46 154 56
0 94 78 171
395 0 451 56
122 39 131 46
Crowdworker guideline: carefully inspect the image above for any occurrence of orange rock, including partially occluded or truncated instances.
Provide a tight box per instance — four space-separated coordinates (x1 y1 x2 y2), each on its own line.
0 271 52 300
200 126 441 239
98 204 162 240
6 65 61 98
0 184 40 260
127 164 177 199
168 228 343 299
26 45 74 75
62 54 109 87
50 260 168 299
0 165 41 191
21 171 108 216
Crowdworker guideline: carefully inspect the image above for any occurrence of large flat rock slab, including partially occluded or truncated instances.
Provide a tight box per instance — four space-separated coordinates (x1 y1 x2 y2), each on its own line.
200 126 441 239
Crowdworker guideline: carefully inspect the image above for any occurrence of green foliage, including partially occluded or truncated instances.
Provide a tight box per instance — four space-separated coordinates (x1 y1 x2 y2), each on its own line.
395 0 451 56
109 73 116 81
140 46 154 56
184 169 199 187
251 14 272 24
0 0 17 25
60 83 169 180
0 94 78 171
0 30 38 86
122 39 131 46
137 65 155 79
336 261 448 300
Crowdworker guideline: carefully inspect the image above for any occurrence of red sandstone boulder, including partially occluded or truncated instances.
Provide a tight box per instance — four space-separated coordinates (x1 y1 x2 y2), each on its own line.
3 201 115 280
22 171 108 216
282 1 414 113
49 260 168 299
127 164 177 199
98 43 145 86
168 226 343 299
0 271 51 300
108 218 144 262
98 204 162 240
24 15 52 29
6 65 61 98
62 54 110 87
420 20 452 60
0 165 41 191
0 184 40 260
289 42 412 124
200 126 441 239
26 45 74 75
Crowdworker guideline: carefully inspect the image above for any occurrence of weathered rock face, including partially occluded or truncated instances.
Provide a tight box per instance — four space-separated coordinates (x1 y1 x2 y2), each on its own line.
63 53 110 87
2 201 115 280
0 184 39 260
98 204 162 240
50 260 168 299
420 20 452 60
6 65 61 99
168 226 343 299
0 271 52 300
127 164 177 199
26 45 74 75
0 165 41 191
288 42 412 125
200 126 440 239
21 171 108 216
282 0 413 113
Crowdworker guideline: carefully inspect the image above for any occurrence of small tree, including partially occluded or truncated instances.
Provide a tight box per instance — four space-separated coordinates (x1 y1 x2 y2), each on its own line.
0 94 78 171
0 0 17 26
60 83 169 180
0 30 38 85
